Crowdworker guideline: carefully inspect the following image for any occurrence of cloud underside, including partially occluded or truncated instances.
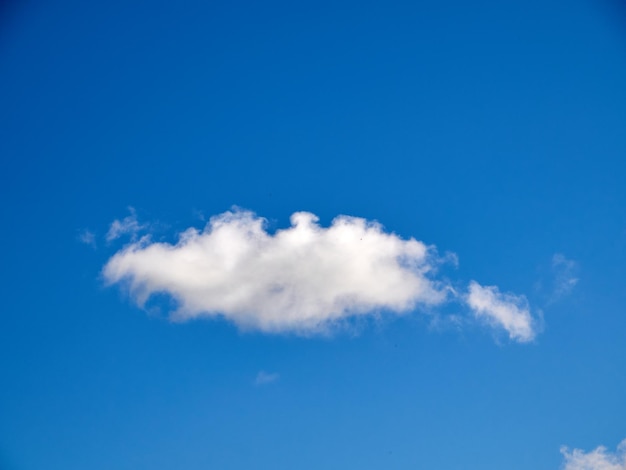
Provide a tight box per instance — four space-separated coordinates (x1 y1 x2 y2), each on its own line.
104 210 445 333
103 208 537 340
561 439 626 470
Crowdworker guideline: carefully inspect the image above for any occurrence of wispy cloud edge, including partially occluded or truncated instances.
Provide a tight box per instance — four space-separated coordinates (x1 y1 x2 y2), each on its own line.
466 281 537 343
551 253 579 302
106 207 147 242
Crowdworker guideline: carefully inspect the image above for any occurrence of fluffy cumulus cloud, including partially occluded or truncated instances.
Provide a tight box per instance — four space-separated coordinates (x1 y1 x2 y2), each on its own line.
561 439 626 470
466 281 536 342
103 208 542 341
103 209 447 333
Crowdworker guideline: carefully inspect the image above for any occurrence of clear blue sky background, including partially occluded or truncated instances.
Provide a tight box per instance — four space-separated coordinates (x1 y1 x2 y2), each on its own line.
1 0 626 468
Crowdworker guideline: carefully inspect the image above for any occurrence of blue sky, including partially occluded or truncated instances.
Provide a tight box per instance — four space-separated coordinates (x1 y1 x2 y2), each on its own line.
1 0 626 468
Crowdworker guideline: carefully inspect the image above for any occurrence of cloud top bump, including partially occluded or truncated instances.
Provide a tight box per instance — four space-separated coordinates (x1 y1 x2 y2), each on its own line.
103 209 446 333
561 439 626 470
466 281 536 342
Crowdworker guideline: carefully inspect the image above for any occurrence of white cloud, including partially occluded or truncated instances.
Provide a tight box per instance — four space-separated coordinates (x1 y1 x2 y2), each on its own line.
551 253 579 301
255 371 280 386
106 207 146 242
561 439 626 470
103 209 447 334
466 281 536 343
102 207 541 342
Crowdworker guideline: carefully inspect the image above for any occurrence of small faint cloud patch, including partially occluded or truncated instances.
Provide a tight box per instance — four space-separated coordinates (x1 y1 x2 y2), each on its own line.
106 207 147 242
533 253 579 305
441 251 459 268
78 229 97 248
550 253 579 302
192 208 206 222
255 371 280 386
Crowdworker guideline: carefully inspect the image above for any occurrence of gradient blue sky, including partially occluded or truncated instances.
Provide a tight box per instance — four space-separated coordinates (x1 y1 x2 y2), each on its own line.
1 0 626 468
